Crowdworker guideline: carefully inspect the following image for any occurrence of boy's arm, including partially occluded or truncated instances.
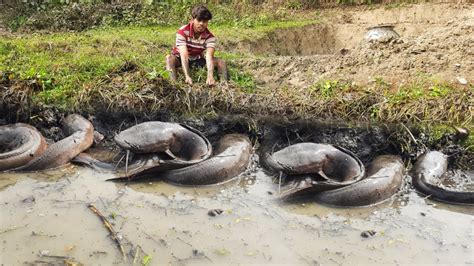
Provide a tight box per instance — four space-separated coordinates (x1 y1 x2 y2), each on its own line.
205 47 216 86
178 46 193 85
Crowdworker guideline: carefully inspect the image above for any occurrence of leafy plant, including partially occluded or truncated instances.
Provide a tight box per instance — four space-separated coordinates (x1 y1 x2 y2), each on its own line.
229 69 256 93
430 83 450 97
374 76 390 90
7 15 28 31
142 255 152 266
309 80 342 98
287 1 303 10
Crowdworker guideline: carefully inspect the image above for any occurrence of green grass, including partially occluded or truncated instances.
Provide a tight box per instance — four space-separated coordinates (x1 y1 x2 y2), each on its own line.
0 25 177 105
0 15 471 146
0 0 324 108
0 16 322 108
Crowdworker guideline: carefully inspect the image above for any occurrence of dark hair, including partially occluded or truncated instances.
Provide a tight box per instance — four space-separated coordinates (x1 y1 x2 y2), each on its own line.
191 5 212 21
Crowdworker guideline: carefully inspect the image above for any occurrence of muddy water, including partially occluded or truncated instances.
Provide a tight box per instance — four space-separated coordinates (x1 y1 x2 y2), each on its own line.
0 161 473 265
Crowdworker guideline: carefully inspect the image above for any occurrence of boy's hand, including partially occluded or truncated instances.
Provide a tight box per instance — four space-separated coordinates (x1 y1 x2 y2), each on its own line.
206 75 216 86
185 76 193 85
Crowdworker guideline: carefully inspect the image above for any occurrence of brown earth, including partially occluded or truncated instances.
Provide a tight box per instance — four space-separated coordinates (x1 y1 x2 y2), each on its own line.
228 3 474 89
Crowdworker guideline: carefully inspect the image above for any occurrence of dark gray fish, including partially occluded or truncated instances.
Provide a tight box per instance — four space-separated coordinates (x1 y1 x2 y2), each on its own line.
314 155 405 207
0 123 47 171
114 122 212 162
16 114 94 171
108 134 252 186
412 151 473 205
262 143 365 182
162 134 252 186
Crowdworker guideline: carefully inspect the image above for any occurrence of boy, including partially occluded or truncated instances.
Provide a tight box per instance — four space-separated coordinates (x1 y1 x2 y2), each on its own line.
165 5 227 86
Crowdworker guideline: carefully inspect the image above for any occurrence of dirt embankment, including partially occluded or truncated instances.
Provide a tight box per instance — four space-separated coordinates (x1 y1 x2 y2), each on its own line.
0 3 472 154
231 3 474 89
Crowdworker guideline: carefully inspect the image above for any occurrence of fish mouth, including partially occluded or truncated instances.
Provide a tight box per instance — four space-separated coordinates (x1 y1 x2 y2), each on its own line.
279 178 314 200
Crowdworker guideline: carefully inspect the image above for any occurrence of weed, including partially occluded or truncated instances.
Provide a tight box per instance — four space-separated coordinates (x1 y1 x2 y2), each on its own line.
147 67 170 80
429 83 450 98
287 1 303 10
229 69 256 93
191 67 208 84
7 15 28 31
370 105 380 119
374 77 391 91
309 80 344 98
387 83 425 104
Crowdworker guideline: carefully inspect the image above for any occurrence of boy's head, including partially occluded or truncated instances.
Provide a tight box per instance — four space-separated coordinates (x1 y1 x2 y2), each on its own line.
191 5 212 33
192 5 212 21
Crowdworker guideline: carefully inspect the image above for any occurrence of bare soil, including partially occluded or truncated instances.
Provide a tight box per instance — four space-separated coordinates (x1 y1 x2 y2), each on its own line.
230 3 474 89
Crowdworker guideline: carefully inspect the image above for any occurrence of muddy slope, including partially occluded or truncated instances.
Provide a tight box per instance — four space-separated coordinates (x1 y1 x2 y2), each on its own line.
232 4 474 88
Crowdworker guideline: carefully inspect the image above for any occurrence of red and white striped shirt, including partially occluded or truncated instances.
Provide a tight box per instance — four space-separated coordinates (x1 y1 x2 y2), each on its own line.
172 22 216 60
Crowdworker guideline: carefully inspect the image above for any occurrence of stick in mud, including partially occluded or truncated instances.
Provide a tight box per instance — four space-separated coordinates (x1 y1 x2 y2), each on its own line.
401 123 418 145
87 203 127 261
0 225 28 234
125 149 130 179
132 245 141 265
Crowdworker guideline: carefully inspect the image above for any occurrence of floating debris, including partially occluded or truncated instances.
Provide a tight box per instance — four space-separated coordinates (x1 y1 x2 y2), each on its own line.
88 203 127 261
214 248 230 256
208 209 224 217
21 196 36 204
142 255 152 266
361 230 377 238
192 249 206 257
39 250 50 257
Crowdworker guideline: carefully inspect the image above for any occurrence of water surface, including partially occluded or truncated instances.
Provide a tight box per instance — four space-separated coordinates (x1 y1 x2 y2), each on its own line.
0 164 472 265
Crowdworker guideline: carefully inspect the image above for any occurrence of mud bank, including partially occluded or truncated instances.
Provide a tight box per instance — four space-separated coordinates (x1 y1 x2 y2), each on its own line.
0 151 472 265
1 113 473 265
232 3 474 88
0 109 471 171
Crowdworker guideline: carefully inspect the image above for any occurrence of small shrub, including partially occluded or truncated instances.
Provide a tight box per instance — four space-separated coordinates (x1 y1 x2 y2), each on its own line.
229 69 256 93
429 83 450 98
309 80 343 98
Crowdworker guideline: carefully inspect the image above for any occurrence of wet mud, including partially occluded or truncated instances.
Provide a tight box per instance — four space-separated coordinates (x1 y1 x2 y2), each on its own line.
0 162 472 265
0 116 472 265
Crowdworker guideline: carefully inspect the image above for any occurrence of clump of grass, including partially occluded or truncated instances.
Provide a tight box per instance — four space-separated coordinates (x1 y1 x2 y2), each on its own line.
73 64 275 119
308 80 350 98
229 69 257 93
3 53 471 129
0 25 176 108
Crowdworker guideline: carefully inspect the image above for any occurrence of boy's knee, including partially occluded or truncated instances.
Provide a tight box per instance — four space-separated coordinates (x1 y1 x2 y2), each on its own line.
166 55 180 68
216 58 226 68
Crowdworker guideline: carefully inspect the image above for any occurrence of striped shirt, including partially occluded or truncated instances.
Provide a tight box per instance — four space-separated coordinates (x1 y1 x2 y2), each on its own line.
172 22 216 60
